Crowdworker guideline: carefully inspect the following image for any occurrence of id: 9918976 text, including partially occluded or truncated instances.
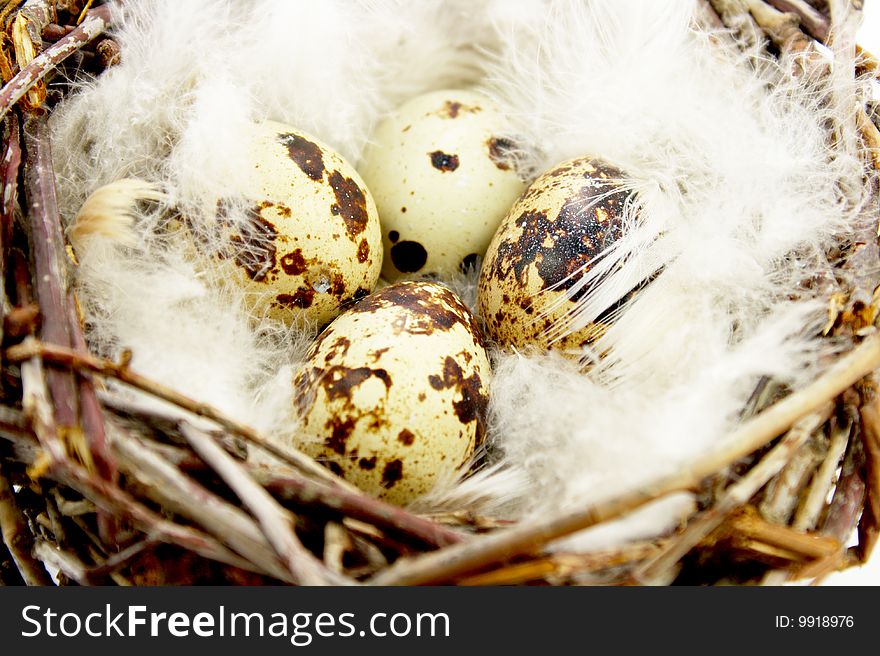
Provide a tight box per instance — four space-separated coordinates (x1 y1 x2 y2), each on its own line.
775 616 854 629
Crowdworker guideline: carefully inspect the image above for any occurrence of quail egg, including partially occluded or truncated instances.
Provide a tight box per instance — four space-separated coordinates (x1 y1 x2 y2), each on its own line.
207 120 382 326
293 281 491 505
360 90 525 280
478 156 635 353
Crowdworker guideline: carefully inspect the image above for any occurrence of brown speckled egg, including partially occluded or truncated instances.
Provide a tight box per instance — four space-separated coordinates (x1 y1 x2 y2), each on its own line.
359 90 525 280
478 156 634 354
209 120 382 326
292 281 491 505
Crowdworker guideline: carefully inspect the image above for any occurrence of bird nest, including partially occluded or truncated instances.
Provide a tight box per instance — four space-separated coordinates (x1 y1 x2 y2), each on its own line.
0 0 879 586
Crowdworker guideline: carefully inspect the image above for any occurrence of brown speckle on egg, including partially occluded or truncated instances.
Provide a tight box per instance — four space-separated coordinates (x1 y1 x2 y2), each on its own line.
356 239 370 264
381 460 404 488
328 170 370 239
207 122 381 328
390 240 428 273
277 132 325 182
325 461 345 476
279 249 308 275
275 288 315 309
429 150 460 172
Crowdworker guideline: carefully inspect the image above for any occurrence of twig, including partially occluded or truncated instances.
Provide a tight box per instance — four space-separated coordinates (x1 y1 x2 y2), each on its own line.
179 423 340 586
633 410 828 585
110 427 295 582
457 541 668 586
822 432 866 545
371 334 880 585
67 297 115 481
22 116 79 432
0 3 110 123
793 415 851 530
0 463 51 584
84 537 157 583
759 427 825 524
709 0 765 49
12 388 465 553
53 459 263 575
726 505 841 562
33 540 88 585
765 0 830 42
857 397 880 560
22 113 117 548
1 113 21 329
323 523 350 575
6 339 346 487
261 472 465 550
18 346 262 574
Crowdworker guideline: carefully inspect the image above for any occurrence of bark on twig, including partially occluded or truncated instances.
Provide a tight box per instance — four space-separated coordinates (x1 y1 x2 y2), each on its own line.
793 416 851 530
0 4 111 123
0 463 52 585
111 428 296 583
766 0 830 41
6 338 346 487
180 423 339 586
633 411 829 585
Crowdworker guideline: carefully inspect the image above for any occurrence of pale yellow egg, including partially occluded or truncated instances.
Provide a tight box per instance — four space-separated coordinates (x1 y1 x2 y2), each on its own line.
293 281 491 505
360 90 525 280
478 156 634 354
207 120 382 326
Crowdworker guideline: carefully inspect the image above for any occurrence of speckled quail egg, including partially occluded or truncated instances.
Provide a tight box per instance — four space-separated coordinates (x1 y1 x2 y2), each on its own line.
292 281 491 505
207 120 382 326
478 156 635 354
359 89 526 280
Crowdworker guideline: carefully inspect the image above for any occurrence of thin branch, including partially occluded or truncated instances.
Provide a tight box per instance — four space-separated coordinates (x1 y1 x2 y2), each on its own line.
84 537 158 583
1 112 21 330
18 343 262 574
857 397 880 560
179 423 341 586
111 428 295 583
371 334 880 585
22 112 117 548
793 416 851 530
261 472 465 550
822 432 866 545
633 410 829 585
0 463 52 585
6 338 346 488
0 4 111 123
33 540 86 585
22 115 79 431
765 0 830 42
758 427 825 524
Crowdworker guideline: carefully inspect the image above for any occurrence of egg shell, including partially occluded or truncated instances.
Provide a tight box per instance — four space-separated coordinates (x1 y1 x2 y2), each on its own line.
293 281 491 505
359 90 525 280
209 120 382 326
478 156 633 353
